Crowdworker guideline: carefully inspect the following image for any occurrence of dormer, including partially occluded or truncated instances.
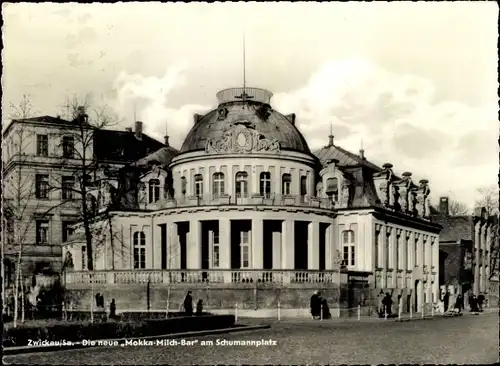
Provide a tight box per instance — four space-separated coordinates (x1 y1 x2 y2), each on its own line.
318 159 352 207
138 165 169 210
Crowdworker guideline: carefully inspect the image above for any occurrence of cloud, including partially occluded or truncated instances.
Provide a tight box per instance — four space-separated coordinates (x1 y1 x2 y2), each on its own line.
271 58 497 208
111 64 211 148
110 58 496 208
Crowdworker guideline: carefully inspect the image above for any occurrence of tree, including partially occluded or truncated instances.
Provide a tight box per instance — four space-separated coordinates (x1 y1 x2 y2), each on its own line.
2 94 41 326
448 199 469 216
475 186 499 281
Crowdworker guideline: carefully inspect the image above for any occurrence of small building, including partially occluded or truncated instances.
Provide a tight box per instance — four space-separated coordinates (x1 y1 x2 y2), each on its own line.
63 87 441 317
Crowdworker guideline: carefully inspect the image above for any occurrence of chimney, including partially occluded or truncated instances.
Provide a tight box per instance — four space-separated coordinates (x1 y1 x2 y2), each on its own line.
328 134 334 147
125 127 132 132
135 121 143 139
359 148 365 159
440 196 449 216
164 135 170 147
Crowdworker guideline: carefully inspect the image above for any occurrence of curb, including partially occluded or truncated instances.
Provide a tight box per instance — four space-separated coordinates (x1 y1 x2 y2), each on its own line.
3 324 271 356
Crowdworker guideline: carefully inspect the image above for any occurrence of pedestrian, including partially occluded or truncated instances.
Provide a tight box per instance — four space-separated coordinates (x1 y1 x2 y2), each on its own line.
110 299 116 319
310 291 320 319
443 291 450 313
454 294 463 314
477 293 485 312
470 295 479 313
321 298 331 319
196 299 204 316
382 293 393 317
183 291 193 316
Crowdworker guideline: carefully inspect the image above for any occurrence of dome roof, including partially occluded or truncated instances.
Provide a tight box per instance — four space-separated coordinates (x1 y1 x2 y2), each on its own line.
179 87 311 154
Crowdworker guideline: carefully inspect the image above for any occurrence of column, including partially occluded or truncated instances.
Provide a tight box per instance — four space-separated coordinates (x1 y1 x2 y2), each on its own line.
408 232 415 269
380 225 387 288
187 220 202 269
307 222 320 270
325 224 332 270
204 167 210 196
153 224 162 269
252 168 258 196
219 219 231 282
168 223 180 269
272 231 282 269
282 220 295 269
474 225 481 294
252 219 264 269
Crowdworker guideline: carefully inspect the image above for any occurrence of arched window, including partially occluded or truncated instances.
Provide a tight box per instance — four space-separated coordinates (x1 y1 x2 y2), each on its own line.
235 172 248 198
133 231 146 269
259 172 271 198
180 177 187 195
194 174 203 197
148 179 160 203
212 172 225 198
282 174 292 196
300 176 307 196
342 230 355 266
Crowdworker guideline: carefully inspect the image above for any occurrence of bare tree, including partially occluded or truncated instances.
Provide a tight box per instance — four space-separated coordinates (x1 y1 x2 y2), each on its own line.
2 94 42 326
448 199 469 216
475 186 500 281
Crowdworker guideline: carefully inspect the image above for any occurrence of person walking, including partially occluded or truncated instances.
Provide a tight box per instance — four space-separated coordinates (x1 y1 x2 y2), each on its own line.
183 291 193 316
382 293 393 317
477 293 485 312
443 291 450 313
454 294 463 314
310 291 320 319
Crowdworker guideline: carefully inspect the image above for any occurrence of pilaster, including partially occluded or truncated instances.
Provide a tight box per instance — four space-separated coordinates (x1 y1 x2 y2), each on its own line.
252 219 264 269
307 222 320 270
153 224 162 269
168 223 180 269
187 220 202 269
282 220 295 269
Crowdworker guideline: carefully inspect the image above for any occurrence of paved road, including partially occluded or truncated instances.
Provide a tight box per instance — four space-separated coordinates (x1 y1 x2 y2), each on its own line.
4 312 498 365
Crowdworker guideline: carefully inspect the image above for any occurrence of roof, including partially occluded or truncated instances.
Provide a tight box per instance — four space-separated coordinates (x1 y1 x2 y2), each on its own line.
432 215 472 242
93 129 165 163
179 87 311 154
134 146 179 167
313 143 381 170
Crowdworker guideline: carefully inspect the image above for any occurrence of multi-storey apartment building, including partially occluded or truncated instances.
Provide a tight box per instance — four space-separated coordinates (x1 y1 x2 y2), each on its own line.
2 109 165 286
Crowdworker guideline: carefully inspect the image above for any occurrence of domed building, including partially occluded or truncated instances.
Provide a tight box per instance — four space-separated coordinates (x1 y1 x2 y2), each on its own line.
63 87 441 317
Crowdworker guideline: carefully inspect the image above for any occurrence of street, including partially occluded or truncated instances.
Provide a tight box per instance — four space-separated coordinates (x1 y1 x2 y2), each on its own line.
4 312 499 365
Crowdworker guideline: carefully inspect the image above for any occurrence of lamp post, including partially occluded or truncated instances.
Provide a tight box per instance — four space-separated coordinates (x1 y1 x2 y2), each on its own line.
333 249 343 318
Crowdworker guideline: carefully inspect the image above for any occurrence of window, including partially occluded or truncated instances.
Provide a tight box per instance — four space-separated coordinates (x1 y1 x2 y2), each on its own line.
396 234 401 270
37 135 48 157
235 172 248 198
181 177 187 195
35 174 49 199
240 231 250 268
82 246 87 270
212 172 225 198
133 231 146 269
414 236 419 266
148 179 160 203
62 136 74 159
385 232 390 269
36 220 49 245
300 176 307 196
259 172 271 198
342 230 355 266
62 221 75 242
326 177 339 200
375 231 380 268
405 236 410 270
212 231 220 268
423 237 426 266
62 176 74 200
430 239 434 267
194 175 203 197
282 174 292 195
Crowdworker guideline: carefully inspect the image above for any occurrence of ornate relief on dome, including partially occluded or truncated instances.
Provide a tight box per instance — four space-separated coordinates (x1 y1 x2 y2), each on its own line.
205 121 280 154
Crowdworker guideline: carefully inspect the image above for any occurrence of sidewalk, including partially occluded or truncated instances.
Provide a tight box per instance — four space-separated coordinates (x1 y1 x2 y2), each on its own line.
238 308 498 325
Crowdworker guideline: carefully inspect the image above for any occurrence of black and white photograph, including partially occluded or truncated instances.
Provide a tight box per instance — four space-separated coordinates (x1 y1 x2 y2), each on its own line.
1 2 499 365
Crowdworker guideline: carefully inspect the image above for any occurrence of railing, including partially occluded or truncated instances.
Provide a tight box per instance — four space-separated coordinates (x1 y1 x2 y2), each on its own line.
148 194 335 211
65 269 343 285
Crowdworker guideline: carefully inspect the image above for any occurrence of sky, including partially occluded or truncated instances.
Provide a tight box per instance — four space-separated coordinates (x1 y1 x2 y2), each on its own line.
2 2 498 209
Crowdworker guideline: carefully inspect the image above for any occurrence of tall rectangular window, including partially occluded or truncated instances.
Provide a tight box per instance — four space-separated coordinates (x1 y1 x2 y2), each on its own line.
405 236 410 270
212 173 225 198
194 174 203 197
62 176 75 200
62 221 75 242
212 231 220 268
259 172 271 198
37 135 48 157
133 232 146 269
282 174 292 195
414 236 419 266
300 176 307 196
82 246 87 270
62 136 75 159
35 174 49 199
375 230 380 268
396 234 401 270
240 231 250 268
342 230 356 266
385 232 390 269
235 172 248 198
36 220 49 244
